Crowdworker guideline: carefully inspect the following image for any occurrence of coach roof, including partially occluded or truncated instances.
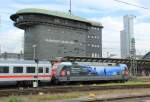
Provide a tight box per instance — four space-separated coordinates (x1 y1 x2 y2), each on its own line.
0 59 51 64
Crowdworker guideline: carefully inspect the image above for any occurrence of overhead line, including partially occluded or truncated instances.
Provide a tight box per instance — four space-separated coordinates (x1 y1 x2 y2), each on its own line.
113 0 150 11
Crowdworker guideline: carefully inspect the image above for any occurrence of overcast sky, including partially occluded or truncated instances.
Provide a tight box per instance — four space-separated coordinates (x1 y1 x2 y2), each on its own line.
0 0 150 57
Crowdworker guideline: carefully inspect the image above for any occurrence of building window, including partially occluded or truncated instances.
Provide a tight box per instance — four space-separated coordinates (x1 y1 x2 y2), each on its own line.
95 53 97 57
26 67 35 73
13 66 23 73
16 18 19 23
62 31 65 33
91 44 94 47
0 66 9 73
74 40 79 43
20 16 24 20
79 43 82 46
92 53 95 57
65 20 68 24
54 18 60 23
48 29 51 31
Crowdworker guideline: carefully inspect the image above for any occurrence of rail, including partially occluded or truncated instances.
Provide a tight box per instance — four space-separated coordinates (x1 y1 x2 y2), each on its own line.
1 84 150 97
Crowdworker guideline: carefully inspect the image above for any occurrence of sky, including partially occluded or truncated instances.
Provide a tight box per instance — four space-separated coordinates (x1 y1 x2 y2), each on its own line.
0 0 150 57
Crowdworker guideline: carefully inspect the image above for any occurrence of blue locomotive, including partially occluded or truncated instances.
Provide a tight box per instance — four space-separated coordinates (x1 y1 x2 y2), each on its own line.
51 62 129 84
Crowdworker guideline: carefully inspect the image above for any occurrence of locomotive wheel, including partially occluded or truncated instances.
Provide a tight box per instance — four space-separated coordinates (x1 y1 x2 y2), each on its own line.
51 77 59 85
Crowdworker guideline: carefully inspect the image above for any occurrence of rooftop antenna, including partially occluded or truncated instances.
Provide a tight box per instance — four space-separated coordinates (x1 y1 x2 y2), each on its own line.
69 0 72 14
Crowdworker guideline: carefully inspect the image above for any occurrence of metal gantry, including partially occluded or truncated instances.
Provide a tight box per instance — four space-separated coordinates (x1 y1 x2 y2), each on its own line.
61 56 150 76
130 57 138 76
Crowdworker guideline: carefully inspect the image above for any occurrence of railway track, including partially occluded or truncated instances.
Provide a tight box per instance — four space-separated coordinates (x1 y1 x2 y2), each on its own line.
82 94 150 102
0 84 150 97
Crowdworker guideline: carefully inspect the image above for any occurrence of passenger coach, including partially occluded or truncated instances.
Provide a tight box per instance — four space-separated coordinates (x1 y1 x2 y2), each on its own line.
0 60 52 86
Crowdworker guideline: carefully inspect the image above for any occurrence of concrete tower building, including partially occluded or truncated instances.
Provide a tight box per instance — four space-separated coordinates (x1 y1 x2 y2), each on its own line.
120 15 136 58
10 8 103 60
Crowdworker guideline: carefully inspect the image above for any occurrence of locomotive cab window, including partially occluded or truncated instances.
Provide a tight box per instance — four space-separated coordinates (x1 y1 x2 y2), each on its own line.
0 66 9 73
108 64 112 66
38 67 43 73
26 67 35 73
13 66 23 73
46 67 49 73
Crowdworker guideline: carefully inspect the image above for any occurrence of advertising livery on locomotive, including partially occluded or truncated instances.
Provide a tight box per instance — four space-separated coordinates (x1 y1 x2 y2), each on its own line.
51 62 129 84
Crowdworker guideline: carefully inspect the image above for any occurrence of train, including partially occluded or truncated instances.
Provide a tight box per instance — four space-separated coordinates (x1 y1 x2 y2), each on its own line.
0 59 129 86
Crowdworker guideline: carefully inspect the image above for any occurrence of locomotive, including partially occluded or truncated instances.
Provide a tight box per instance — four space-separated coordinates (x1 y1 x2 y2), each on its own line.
51 61 129 84
0 59 129 86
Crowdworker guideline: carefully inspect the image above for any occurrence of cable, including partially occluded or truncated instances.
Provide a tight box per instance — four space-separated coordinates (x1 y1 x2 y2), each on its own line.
113 0 150 11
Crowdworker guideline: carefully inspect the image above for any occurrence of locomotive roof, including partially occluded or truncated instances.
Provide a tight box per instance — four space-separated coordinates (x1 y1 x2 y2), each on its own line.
0 59 51 64
60 62 72 65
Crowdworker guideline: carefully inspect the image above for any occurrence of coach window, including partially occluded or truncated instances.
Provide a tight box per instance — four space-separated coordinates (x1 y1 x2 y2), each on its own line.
46 67 49 73
13 66 23 73
0 66 9 73
38 67 43 73
26 67 35 73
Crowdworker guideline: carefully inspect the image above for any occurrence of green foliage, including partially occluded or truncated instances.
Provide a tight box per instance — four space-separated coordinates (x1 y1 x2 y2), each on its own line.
8 96 17 102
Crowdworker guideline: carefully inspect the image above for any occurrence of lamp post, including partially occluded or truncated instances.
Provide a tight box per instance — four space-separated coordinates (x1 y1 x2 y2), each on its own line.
34 58 39 87
32 44 37 60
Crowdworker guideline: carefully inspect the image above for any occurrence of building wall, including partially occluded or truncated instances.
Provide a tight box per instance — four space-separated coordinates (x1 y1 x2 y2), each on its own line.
0 52 23 59
120 15 135 58
143 52 150 60
120 30 129 58
123 15 134 38
86 27 102 58
24 23 87 60
12 13 102 60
